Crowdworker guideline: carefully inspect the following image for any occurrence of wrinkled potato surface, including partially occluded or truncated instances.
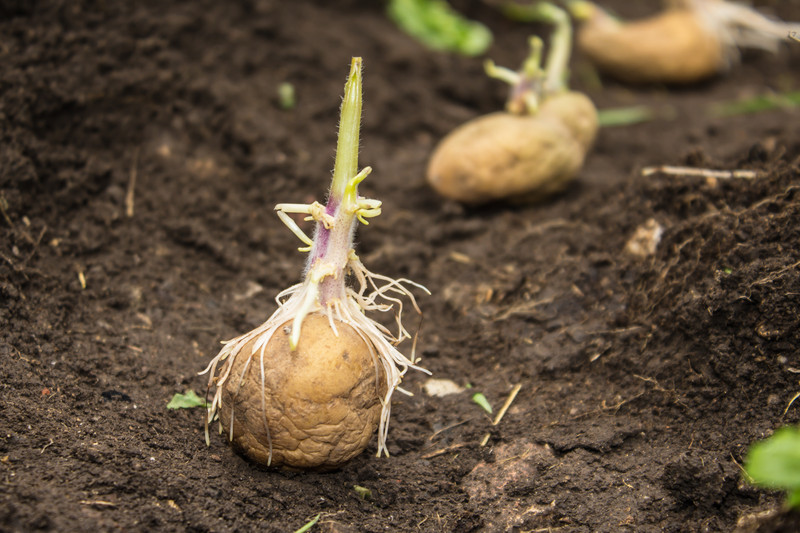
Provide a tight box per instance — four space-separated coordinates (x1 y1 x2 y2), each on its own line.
577 10 723 84
427 91 597 205
220 313 384 469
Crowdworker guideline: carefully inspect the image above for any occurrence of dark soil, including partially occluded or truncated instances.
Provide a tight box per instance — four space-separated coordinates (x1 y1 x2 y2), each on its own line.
3 1 800 531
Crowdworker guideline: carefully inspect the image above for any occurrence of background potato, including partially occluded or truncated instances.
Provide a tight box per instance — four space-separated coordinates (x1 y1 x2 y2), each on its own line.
536 92 599 151
577 9 723 84
220 313 385 469
426 91 598 205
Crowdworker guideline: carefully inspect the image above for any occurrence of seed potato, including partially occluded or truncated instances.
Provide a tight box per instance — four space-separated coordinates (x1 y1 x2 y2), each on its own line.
426 91 598 205
205 60 427 470
577 9 723 84
574 0 800 85
220 313 385 469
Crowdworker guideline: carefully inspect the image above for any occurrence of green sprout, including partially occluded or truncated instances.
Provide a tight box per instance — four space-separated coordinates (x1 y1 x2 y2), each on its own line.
484 2 573 114
293 513 321 533
387 0 492 56
744 425 800 508
277 82 296 110
559 0 598 21
167 390 207 409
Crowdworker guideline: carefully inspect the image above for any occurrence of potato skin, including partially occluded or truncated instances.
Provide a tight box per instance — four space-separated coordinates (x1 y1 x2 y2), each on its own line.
426 91 597 205
577 9 723 84
219 313 384 469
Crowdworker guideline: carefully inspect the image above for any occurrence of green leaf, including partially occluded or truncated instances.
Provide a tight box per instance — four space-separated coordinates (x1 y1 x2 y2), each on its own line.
167 390 207 409
744 426 800 492
711 91 800 117
597 106 655 127
472 392 493 414
387 0 492 56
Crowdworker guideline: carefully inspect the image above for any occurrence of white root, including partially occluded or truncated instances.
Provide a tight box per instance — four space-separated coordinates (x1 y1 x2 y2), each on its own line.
689 0 800 65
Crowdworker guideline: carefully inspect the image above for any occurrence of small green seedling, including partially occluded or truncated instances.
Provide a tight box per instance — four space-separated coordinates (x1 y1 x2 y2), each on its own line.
744 425 800 508
167 390 207 409
277 82 296 110
387 0 492 56
353 485 372 500
472 392 493 415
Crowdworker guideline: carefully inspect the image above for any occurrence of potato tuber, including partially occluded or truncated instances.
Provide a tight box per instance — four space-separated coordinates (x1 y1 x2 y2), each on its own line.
219 314 386 469
571 0 800 84
427 3 598 205
427 91 596 204
202 58 428 469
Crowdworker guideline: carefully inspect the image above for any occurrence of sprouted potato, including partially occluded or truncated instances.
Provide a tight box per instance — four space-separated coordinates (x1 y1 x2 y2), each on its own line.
570 0 800 84
427 2 598 205
202 58 429 469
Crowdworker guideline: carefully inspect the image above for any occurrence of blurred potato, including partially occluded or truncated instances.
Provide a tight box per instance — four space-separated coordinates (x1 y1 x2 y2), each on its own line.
427 91 598 204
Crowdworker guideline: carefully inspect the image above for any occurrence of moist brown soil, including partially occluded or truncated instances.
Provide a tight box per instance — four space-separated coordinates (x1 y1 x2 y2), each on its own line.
2 1 800 531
